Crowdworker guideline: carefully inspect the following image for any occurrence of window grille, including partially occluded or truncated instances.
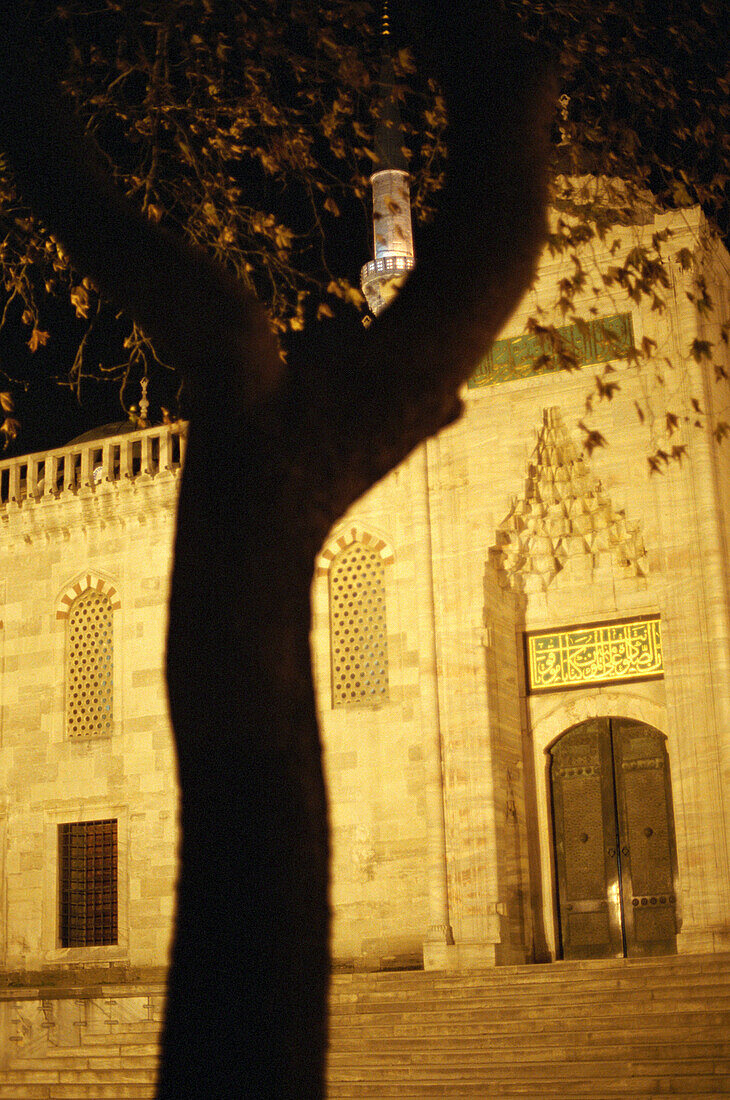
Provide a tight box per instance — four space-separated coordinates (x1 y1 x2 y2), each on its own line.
67 590 113 738
330 543 388 707
59 819 118 947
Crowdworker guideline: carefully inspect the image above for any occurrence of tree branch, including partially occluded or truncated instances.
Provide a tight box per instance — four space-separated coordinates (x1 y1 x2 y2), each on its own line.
0 20 284 411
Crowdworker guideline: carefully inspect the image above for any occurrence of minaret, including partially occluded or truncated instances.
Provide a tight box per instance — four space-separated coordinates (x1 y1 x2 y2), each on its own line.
360 3 415 316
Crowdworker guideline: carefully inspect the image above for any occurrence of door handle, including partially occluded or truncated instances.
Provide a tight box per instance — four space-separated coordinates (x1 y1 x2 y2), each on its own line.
607 847 615 857
622 846 629 855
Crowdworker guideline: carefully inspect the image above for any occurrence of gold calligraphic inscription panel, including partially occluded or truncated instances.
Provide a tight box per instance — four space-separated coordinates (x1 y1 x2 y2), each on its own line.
527 617 663 694
468 312 634 388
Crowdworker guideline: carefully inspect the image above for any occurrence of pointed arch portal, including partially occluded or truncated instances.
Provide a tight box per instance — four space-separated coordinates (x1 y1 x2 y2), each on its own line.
550 718 678 959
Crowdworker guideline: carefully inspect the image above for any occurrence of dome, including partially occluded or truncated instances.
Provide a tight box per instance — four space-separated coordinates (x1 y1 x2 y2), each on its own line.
67 420 143 446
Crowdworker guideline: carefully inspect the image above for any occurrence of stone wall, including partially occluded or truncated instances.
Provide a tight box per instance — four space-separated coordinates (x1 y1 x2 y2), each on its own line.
0 432 180 974
0 208 729 979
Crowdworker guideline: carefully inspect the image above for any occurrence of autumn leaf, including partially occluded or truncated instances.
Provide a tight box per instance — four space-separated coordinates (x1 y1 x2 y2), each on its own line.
326 279 365 308
70 284 90 319
1 417 20 444
27 327 50 352
341 284 365 308
396 48 415 74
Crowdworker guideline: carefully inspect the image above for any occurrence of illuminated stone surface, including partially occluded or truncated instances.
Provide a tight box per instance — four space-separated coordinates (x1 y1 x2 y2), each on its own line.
0 207 728 1012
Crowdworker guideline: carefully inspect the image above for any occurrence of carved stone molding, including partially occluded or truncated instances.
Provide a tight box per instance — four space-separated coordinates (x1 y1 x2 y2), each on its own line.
491 407 648 594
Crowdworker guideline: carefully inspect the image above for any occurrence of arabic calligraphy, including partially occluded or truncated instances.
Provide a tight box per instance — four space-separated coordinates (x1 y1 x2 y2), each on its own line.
527 617 663 693
468 313 634 388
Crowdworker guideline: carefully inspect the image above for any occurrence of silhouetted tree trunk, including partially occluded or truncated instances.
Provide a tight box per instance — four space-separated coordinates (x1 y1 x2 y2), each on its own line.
0 3 552 1095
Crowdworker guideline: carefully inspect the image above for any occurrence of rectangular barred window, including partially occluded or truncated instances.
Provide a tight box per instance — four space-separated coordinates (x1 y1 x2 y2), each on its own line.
59 819 118 947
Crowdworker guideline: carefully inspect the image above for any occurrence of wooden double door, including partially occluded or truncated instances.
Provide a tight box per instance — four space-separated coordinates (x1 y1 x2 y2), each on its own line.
550 718 678 959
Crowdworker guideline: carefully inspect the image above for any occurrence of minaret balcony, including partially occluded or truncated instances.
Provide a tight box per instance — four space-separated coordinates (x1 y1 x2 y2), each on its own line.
361 254 415 283
361 254 416 316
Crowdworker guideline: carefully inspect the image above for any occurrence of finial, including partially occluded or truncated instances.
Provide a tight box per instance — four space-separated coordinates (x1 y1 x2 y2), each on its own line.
382 1 390 37
139 376 150 426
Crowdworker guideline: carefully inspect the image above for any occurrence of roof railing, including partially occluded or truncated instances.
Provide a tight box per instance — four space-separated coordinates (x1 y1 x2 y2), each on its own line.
0 421 186 507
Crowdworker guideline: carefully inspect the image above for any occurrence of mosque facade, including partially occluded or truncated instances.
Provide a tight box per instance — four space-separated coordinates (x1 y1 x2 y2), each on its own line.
0 191 729 990
1 59 730 991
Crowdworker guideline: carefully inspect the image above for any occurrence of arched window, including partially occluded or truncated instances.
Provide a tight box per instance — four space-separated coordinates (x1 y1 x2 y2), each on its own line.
66 590 114 738
329 542 388 708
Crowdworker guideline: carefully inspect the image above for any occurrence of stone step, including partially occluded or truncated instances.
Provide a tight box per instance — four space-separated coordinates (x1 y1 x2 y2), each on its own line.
331 971 730 996
8 1055 158 1070
70 1033 159 1048
0 1072 156 1087
334 974 730 1000
330 1014 730 1040
326 956 730 1098
329 985 730 1012
0 1087 156 1099
329 1002 730 1029
330 969 730 995
330 955 730 991
329 976 729 1007
330 1056 730 1077
327 1081 730 1099
331 977 730 999
328 1040 730 1062
78 1020 158 1033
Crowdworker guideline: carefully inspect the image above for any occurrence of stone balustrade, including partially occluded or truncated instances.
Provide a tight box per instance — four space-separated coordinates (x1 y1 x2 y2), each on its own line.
0 422 186 508
360 253 415 283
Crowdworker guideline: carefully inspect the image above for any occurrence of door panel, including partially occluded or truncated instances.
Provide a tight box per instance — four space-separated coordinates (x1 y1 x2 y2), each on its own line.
612 720 678 956
550 718 677 960
550 720 623 958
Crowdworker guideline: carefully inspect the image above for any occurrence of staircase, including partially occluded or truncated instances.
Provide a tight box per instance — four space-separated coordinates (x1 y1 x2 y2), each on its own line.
0 954 728 1098
328 954 730 1098
0 988 162 1100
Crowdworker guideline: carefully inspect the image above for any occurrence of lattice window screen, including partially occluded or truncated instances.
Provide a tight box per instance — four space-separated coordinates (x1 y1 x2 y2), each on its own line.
330 543 388 707
67 590 113 738
59 819 118 947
